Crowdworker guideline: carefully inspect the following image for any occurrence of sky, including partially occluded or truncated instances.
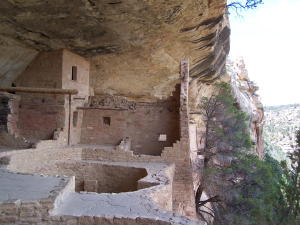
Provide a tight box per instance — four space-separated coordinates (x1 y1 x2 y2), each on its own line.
229 0 300 106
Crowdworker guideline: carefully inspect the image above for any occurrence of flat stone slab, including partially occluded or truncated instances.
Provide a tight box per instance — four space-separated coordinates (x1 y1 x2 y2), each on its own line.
52 192 199 225
0 169 69 202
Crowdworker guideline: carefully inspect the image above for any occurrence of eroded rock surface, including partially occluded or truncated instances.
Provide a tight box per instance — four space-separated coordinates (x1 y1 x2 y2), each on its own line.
0 0 229 100
228 58 264 157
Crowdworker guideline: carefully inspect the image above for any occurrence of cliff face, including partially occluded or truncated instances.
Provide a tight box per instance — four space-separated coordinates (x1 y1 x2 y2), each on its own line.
228 58 264 158
189 58 264 159
188 58 264 224
0 0 229 100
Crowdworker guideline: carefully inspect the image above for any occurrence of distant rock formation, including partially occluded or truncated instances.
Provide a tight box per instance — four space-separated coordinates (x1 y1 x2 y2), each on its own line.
264 104 300 161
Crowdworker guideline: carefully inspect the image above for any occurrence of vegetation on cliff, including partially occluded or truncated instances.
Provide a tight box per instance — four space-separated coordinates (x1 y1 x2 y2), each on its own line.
197 82 300 225
280 129 300 223
199 82 252 166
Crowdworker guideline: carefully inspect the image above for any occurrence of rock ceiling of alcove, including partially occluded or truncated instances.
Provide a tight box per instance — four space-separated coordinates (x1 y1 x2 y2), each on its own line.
0 0 229 98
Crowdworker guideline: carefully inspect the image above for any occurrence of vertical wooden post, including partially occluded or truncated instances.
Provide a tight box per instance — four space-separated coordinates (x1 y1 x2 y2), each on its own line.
68 94 71 145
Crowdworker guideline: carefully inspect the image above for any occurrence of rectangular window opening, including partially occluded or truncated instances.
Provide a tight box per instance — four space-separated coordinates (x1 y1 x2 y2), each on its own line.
73 111 78 127
72 66 77 81
103 117 111 126
158 134 167 142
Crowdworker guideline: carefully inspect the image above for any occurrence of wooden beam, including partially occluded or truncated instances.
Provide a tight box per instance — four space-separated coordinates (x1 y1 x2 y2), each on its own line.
0 87 78 95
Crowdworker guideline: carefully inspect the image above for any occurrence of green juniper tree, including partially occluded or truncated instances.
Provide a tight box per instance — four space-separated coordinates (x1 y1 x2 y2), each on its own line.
280 129 300 224
195 82 300 225
199 82 252 166
196 82 254 224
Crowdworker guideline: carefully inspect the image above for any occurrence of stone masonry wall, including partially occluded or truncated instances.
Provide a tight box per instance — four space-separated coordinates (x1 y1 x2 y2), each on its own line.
14 50 65 142
17 95 65 142
2 148 82 174
168 60 195 217
0 60 196 220
80 89 180 156
10 49 90 145
0 93 19 135
0 174 74 225
0 202 177 225
0 92 32 149
80 61 196 218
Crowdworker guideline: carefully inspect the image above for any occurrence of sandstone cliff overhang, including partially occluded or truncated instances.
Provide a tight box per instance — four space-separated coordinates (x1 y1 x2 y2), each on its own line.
0 0 229 99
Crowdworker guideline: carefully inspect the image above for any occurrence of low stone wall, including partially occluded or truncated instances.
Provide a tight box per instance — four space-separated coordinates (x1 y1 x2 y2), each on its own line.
0 172 75 225
0 201 185 225
0 199 54 224
0 148 82 173
0 214 178 225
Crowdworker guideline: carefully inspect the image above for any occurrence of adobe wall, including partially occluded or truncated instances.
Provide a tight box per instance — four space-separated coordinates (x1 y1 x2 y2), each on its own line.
14 51 65 142
80 91 180 156
62 49 90 145
10 49 90 145
16 96 65 142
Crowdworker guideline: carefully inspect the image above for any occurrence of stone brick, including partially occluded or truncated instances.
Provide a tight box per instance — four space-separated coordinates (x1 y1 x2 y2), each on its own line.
0 216 17 223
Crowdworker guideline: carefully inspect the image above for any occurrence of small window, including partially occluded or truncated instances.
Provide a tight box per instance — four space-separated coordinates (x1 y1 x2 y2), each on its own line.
71 66 77 81
158 134 167 142
103 117 111 126
73 111 78 127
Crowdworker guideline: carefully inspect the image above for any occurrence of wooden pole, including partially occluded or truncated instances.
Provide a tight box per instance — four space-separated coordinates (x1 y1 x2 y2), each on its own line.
68 94 72 146
0 87 78 95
